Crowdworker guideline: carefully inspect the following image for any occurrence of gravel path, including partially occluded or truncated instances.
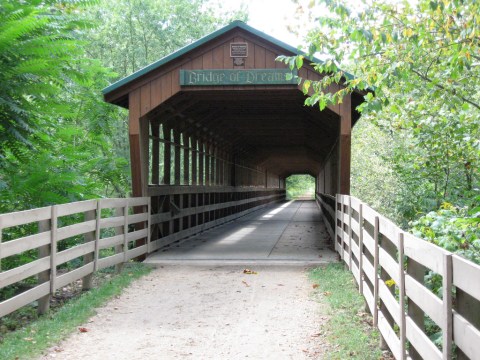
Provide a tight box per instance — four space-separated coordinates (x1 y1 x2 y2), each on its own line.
40 265 329 360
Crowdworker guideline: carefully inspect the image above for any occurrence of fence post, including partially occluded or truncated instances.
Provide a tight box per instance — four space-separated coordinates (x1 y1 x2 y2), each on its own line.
82 209 95 291
358 203 364 296
37 218 51 315
339 196 345 261
94 200 101 272
50 206 58 297
373 215 380 327
348 196 352 270
123 200 129 264
398 232 406 359
115 204 125 273
443 254 452 360
334 194 339 254
147 197 152 254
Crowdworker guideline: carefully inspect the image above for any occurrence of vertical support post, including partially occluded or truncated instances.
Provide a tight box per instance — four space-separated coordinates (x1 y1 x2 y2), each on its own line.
163 125 171 185
115 206 125 273
129 89 143 197
398 232 406 360
191 137 198 186
443 254 452 360
211 143 216 186
339 196 345 260
358 203 364 296
198 140 204 186
82 209 95 291
205 142 211 186
183 134 190 185
94 200 101 271
123 201 129 261
348 196 352 270
335 194 339 254
151 122 160 185
50 206 58 296
147 197 152 254
174 128 181 186
140 118 149 194
373 215 380 327
38 219 51 314
338 93 352 195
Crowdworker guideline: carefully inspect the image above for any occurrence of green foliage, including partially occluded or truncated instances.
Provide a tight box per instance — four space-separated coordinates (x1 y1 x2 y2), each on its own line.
281 0 479 261
411 200 480 263
285 174 315 199
351 119 405 224
0 0 96 161
86 0 248 79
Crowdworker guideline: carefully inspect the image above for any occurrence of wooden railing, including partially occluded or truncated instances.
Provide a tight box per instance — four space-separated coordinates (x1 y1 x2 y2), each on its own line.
0 197 150 318
148 187 285 251
319 193 480 360
0 189 284 319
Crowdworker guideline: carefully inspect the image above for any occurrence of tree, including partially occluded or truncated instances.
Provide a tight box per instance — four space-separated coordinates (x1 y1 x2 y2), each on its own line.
0 0 96 161
281 0 479 213
85 0 248 79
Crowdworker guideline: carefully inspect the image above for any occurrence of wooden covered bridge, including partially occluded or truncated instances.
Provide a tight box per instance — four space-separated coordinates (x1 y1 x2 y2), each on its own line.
0 21 479 360
102 20 362 254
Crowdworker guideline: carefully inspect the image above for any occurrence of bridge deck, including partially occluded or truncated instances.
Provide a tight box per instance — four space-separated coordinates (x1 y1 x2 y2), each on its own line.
145 200 337 265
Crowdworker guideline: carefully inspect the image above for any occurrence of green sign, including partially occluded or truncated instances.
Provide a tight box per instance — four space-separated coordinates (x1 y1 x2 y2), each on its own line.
180 69 297 86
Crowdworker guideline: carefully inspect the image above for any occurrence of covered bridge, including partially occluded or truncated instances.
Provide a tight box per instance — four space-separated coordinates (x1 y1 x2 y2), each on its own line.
102 20 365 250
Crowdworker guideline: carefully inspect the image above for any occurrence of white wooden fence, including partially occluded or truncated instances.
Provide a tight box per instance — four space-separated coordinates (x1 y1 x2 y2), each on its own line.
0 197 150 318
319 194 480 360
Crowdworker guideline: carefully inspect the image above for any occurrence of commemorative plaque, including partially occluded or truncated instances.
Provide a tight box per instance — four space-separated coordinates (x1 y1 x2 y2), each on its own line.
230 42 248 58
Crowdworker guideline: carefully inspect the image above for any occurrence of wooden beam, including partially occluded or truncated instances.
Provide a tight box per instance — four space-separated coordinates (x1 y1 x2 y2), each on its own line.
183 133 190 185
199 140 204 186
129 89 143 197
151 122 159 185
173 128 181 186
338 93 352 195
163 125 171 185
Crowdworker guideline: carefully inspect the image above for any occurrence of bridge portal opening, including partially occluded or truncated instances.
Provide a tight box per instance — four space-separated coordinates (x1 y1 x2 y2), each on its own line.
286 174 315 200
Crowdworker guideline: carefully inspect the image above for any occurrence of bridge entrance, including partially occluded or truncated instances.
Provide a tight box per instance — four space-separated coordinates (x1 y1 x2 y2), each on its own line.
102 21 366 256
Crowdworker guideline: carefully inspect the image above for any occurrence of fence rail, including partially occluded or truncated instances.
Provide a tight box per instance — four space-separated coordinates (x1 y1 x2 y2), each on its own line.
0 189 283 319
0 197 150 318
319 193 480 360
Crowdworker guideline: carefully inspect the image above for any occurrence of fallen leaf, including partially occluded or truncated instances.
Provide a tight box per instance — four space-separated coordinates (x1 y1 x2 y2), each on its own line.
312 284 319 289
242 280 250 287
23 337 33 341
323 291 332 296
78 327 88 333
243 269 257 275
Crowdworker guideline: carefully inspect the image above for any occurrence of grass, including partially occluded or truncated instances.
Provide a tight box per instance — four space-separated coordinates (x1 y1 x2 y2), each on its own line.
310 263 384 359
0 263 152 360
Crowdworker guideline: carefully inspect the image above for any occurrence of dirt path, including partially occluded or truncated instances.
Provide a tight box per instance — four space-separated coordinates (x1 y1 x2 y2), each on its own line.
40 265 329 359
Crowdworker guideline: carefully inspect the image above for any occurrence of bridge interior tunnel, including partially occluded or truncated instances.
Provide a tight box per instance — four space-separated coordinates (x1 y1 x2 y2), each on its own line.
145 88 345 191
103 21 365 252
